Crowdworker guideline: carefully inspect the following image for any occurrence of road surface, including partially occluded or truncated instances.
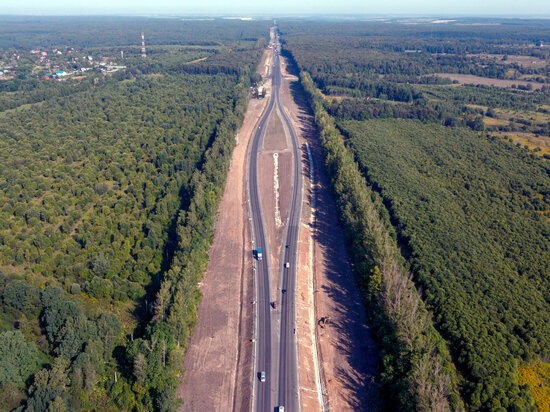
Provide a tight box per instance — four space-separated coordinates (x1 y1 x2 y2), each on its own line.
250 28 302 412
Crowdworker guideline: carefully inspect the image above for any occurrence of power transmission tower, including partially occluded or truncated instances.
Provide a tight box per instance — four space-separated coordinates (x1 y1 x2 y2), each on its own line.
141 32 146 58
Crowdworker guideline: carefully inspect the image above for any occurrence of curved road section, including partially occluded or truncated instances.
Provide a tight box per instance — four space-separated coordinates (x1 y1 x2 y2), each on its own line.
250 29 302 412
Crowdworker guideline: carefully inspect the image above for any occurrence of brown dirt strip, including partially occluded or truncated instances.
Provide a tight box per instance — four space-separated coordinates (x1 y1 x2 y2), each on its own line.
277 151 293 231
280 55 381 411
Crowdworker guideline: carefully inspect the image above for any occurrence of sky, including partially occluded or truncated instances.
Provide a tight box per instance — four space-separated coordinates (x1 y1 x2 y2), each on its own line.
2 0 550 16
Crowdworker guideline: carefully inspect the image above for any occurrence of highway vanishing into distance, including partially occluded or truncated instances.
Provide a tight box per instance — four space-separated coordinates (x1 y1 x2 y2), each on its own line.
249 29 302 412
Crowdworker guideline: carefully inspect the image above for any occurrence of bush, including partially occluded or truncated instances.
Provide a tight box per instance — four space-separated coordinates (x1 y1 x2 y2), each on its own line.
2 280 40 315
94 182 109 196
70 283 81 295
91 253 110 277
85 277 114 299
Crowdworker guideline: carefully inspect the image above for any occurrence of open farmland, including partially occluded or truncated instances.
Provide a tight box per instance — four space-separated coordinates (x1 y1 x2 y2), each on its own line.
464 53 549 67
436 73 545 89
491 132 550 157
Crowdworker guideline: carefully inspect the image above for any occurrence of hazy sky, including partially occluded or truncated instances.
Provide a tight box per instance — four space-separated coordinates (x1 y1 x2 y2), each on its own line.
3 0 550 16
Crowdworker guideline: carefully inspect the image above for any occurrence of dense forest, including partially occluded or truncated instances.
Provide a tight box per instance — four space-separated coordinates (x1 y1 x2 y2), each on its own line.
299 69 462 412
343 119 550 409
0 17 267 411
281 19 550 410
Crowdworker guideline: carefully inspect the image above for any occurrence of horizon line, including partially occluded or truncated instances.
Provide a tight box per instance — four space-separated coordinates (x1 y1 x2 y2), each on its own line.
1 13 550 19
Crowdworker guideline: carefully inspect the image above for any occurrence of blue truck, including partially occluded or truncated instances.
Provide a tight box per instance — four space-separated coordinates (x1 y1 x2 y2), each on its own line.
256 247 263 261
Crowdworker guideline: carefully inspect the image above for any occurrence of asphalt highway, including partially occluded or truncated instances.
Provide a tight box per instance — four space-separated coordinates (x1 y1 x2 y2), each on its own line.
249 53 275 412
250 29 302 412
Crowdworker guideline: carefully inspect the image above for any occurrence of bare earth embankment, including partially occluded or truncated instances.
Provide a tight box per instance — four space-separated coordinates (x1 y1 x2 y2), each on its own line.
280 56 380 410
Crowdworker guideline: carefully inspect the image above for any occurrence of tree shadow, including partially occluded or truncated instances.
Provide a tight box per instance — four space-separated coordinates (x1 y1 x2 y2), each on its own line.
288 76 382 410
130 166 194 339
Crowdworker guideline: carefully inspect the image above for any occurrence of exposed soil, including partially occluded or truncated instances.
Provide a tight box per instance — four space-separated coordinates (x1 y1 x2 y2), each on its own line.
280 55 381 411
177 89 269 411
436 73 544 90
264 110 287 151
277 151 293 230
258 109 292 295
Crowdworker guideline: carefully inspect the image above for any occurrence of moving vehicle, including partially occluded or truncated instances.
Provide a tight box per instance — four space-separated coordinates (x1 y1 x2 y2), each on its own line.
257 246 263 261
272 301 277 309
259 371 266 382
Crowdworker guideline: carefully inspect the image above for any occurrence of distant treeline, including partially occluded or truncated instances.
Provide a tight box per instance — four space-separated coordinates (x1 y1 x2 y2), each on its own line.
279 19 550 52
0 16 270 49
